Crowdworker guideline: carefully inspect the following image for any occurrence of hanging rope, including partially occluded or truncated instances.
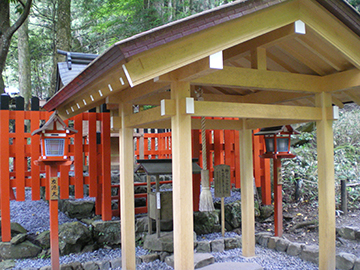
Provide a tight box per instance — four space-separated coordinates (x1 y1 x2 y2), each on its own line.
197 88 215 212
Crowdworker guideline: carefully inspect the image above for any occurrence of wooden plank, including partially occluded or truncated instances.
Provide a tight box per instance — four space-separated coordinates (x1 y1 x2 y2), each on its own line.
101 112 112 221
315 92 336 269
191 66 323 93
239 122 255 257
193 100 323 121
30 109 42 200
171 81 194 270
88 112 98 197
119 103 136 270
0 110 11 241
74 114 84 198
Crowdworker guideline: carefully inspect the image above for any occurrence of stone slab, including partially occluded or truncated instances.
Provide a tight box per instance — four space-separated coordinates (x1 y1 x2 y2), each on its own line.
200 262 263 270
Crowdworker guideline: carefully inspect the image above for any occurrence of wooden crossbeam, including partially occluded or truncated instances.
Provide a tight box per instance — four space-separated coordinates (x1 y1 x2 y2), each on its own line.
323 69 360 92
191 66 323 93
192 100 323 121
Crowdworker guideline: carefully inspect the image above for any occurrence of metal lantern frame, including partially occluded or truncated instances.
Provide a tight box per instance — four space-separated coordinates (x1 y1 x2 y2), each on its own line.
255 125 298 159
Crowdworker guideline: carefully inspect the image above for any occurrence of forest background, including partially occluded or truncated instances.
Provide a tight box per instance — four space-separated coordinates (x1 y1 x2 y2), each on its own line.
1 0 360 209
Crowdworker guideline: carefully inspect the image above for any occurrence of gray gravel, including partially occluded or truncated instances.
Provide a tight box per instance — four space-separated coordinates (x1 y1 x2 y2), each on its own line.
10 189 320 269
10 189 77 234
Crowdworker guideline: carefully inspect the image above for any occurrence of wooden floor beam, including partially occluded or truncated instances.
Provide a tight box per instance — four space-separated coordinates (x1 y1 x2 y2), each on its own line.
171 81 194 270
316 92 336 270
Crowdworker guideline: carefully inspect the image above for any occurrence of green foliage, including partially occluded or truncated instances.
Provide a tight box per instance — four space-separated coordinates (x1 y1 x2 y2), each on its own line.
282 104 360 209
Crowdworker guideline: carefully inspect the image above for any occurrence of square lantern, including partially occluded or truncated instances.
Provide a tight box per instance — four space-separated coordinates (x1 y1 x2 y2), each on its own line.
32 111 77 162
255 125 298 159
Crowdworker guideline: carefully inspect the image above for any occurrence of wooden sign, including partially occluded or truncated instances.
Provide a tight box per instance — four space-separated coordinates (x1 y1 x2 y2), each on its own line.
214 164 231 198
50 177 58 200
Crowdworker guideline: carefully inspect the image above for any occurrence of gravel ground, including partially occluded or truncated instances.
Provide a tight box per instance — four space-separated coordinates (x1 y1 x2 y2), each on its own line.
10 188 319 269
10 189 77 234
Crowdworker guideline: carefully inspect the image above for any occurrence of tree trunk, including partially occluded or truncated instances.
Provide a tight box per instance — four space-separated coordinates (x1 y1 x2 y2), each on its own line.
0 0 11 92
49 0 71 97
18 18 31 107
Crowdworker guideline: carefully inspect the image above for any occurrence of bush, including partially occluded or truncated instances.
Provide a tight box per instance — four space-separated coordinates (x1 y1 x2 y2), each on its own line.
281 103 360 208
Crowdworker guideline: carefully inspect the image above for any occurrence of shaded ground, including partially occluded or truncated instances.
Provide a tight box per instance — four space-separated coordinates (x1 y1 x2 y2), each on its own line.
255 199 360 258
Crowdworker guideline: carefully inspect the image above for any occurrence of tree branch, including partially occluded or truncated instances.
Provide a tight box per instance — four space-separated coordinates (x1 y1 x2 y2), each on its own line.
16 0 26 8
5 0 32 40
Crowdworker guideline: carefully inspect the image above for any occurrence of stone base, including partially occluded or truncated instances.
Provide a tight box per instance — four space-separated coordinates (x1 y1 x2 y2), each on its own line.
143 231 196 253
200 262 263 270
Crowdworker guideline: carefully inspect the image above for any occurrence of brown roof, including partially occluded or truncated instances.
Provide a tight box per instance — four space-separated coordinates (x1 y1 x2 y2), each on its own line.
44 0 360 112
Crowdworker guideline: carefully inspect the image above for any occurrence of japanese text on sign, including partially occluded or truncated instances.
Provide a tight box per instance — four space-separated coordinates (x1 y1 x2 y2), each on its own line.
50 177 58 200
214 164 231 198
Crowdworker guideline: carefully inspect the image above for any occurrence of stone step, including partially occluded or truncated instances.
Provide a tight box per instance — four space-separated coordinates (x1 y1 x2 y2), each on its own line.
165 253 215 269
199 262 263 270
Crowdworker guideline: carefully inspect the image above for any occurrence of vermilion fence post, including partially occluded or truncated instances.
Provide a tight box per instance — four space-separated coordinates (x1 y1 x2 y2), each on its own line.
14 97 25 201
101 111 112 220
0 94 11 242
30 99 41 200
74 114 84 198
234 130 240 189
88 112 98 197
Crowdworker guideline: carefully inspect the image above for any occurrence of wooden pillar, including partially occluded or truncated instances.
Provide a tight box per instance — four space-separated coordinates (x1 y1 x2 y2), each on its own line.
316 92 336 270
119 103 136 270
239 121 255 257
273 158 283 237
171 81 194 270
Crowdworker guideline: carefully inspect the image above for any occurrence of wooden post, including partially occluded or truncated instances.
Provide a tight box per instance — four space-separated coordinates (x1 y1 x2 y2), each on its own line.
49 163 60 270
171 81 194 270
101 112 112 220
147 175 152 235
0 104 11 242
316 92 336 270
239 122 255 257
155 175 160 238
341 180 348 215
119 103 136 270
273 158 283 237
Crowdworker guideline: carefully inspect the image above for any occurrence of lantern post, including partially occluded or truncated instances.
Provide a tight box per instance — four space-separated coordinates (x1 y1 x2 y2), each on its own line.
255 125 298 237
32 111 77 270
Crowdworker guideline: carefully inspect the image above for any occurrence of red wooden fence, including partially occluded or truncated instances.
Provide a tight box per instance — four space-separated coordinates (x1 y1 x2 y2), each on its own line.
0 99 112 242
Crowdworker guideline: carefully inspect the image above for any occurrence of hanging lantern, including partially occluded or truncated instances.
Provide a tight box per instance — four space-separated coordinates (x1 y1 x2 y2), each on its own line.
255 125 298 159
32 111 77 162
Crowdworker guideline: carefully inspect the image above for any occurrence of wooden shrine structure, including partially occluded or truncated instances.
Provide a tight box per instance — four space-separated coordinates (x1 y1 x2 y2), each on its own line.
44 0 360 269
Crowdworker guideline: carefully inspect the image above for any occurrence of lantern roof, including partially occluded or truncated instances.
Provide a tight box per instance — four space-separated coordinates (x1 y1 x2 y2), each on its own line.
31 111 78 136
135 158 202 175
254 125 299 136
